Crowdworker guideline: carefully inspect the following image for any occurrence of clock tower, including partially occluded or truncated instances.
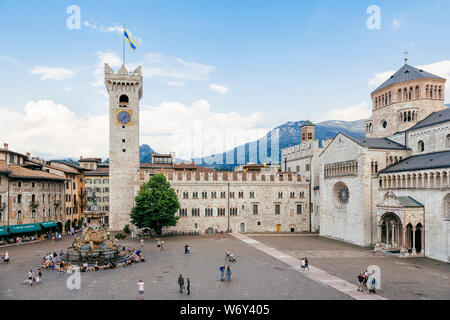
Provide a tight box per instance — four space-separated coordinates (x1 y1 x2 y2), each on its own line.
105 63 143 231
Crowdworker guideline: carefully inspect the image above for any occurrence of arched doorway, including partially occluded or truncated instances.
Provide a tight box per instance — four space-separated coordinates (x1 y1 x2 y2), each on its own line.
379 212 402 249
56 222 63 233
239 223 245 233
206 227 214 234
415 223 422 253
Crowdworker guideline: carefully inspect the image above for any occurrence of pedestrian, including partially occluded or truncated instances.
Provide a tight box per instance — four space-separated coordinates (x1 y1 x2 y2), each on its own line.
184 244 188 255
363 270 369 287
178 275 184 293
219 265 225 282
357 273 365 292
27 269 34 286
187 245 190 255
140 239 144 250
51 234 55 245
4 250 9 264
300 258 306 271
226 265 232 281
368 277 377 294
137 280 144 300
157 240 161 252
186 276 190 295
36 269 42 284
305 257 309 271
225 250 230 261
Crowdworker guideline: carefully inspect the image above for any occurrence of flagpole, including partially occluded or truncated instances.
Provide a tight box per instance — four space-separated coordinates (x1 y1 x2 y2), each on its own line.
123 24 125 65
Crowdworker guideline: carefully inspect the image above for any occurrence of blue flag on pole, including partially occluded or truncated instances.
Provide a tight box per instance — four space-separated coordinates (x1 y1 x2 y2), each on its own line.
124 28 137 51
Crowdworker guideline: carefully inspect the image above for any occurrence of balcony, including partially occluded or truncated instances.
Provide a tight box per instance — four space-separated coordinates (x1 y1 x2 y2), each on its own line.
30 201 39 208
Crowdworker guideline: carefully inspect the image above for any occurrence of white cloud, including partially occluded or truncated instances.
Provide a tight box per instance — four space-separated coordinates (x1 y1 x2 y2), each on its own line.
83 20 143 44
63 87 72 91
141 53 215 82
92 51 122 87
392 19 401 28
30 66 75 80
165 81 185 87
318 102 371 122
369 60 450 102
140 100 268 160
1 99 267 161
209 83 229 94
0 100 108 159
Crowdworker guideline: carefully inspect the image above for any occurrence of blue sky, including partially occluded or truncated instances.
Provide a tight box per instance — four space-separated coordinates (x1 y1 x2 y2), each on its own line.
0 0 449 159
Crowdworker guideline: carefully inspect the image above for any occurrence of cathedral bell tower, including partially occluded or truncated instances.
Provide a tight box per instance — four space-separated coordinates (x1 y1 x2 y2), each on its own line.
105 64 143 231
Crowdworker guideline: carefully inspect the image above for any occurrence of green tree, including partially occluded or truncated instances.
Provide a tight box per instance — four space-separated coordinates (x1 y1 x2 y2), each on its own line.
130 174 180 235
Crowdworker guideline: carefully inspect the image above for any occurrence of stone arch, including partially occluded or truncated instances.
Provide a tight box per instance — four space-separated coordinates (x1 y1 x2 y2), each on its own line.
379 212 403 248
418 140 425 153
239 222 245 233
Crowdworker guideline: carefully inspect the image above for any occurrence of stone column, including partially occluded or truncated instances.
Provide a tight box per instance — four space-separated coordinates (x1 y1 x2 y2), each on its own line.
412 227 416 254
375 224 382 249
400 228 407 255
421 227 425 255
391 221 396 247
385 221 390 248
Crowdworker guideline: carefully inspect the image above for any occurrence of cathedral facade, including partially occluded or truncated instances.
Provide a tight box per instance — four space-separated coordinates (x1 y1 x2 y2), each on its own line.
318 63 449 262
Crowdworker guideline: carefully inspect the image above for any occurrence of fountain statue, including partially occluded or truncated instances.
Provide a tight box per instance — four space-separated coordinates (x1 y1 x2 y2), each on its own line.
64 191 129 265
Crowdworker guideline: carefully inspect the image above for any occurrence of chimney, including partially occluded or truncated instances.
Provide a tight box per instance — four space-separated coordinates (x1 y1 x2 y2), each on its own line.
3 143 8 150
26 152 31 158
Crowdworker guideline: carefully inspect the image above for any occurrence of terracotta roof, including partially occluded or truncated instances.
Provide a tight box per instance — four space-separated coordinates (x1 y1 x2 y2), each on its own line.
79 158 102 163
0 160 11 173
85 166 109 176
7 165 67 181
50 161 86 171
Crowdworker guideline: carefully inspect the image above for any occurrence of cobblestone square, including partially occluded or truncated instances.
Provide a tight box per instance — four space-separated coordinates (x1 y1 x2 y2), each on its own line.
0 234 449 300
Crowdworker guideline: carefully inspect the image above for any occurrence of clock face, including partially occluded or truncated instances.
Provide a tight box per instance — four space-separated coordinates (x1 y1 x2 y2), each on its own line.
117 111 131 125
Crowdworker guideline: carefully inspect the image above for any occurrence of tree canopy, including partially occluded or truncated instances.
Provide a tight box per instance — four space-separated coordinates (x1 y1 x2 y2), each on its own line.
130 174 180 233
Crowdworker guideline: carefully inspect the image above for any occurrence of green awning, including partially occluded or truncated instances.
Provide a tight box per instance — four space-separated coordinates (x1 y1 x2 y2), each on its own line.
40 221 58 229
8 223 42 234
0 226 8 236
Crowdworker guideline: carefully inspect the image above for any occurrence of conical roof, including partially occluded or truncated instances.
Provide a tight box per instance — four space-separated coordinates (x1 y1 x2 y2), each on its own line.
374 64 445 92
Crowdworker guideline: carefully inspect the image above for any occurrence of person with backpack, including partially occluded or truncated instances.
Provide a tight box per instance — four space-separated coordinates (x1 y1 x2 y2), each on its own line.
357 273 365 291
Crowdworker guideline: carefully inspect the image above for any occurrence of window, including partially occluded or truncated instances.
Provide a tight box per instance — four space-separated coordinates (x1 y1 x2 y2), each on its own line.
211 191 217 199
17 194 22 203
95 188 101 193
31 210 36 219
278 192 283 199
17 181 22 188
94 179 101 184
418 140 425 153
103 179 109 184
229 208 238 216
297 204 302 214
300 192 305 199
31 182 35 188
17 210 22 220
275 204 280 214
194 223 198 229
217 208 225 216
250 191 255 199
179 209 187 217
229 192 235 198
122 149 126 153
238 191 244 198
253 204 258 215
103 197 109 202
296 165 300 172
86 179 91 184
290 192 295 199
305 163 310 171
103 187 109 192
119 94 129 106
193 192 198 199
447 134 450 148
220 192 226 199
183 192 189 199
192 208 200 216
202 191 208 199
122 139 126 143
205 208 214 216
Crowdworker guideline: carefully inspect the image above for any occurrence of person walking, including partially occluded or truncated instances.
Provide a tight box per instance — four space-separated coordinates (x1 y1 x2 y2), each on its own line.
27 269 34 286
157 240 161 252
4 250 9 264
300 258 306 271
137 280 144 300
225 250 230 262
186 277 190 295
187 245 191 255
368 276 377 294
305 257 309 271
178 275 185 293
226 265 232 281
357 273 365 292
36 269 42 284
219 265 225 282
184 244 188 255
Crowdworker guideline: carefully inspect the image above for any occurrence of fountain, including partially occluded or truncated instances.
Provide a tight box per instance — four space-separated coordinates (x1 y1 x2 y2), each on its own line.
63 192 128 265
